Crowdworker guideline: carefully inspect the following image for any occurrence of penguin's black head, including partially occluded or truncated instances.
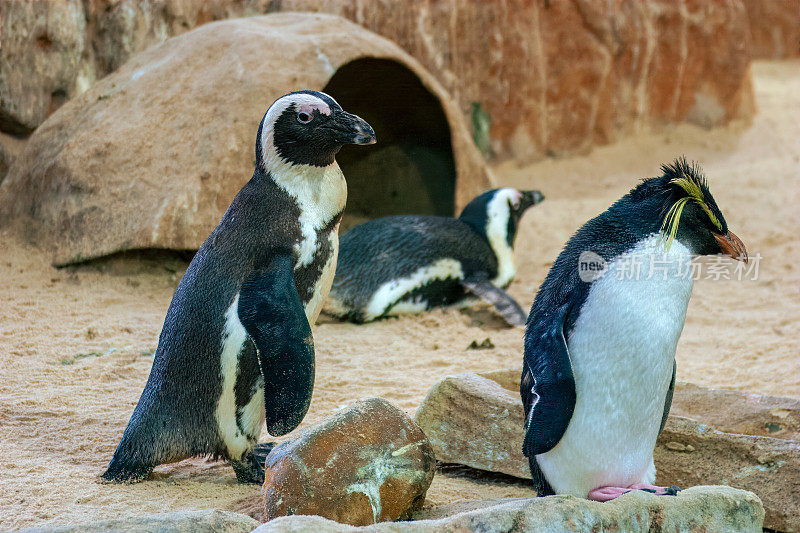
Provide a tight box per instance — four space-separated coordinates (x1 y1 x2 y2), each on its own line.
626 158 747 262
256 90 376 169
459 188 545 247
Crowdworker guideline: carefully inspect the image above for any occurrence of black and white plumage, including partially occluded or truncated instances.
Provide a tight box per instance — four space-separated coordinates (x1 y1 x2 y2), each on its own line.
521 159 747 500
327 188 544 327
101 91 375 483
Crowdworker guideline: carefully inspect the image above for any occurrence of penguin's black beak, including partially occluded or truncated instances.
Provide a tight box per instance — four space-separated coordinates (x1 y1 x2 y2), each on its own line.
714 230 748 263
327 110 376 146
521 190 545 209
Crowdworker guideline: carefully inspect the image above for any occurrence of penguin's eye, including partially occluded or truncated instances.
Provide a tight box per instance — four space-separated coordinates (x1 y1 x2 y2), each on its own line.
297 112 312 124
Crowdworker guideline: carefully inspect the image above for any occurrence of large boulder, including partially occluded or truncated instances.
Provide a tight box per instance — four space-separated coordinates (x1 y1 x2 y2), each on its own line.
0 13 492 265
1 1 755 158
252 486 764 532
414 370 800 532
15 510 259 533
262 397 436 526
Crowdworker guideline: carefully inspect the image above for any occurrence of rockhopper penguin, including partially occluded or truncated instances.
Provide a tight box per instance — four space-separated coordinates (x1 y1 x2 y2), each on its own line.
101 91 375 483
327 188 544 327
520 159 747 500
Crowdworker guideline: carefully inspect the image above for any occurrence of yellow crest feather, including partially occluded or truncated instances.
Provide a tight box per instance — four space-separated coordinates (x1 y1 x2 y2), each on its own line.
661 172 723 249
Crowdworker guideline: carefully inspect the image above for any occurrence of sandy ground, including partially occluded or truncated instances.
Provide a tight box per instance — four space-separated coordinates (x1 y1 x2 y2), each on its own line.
1 60 798 530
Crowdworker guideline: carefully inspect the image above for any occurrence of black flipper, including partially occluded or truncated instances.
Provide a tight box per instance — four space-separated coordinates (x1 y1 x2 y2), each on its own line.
238 254 315 438
462 274 527 327
659 360 677 435
521 302 576 495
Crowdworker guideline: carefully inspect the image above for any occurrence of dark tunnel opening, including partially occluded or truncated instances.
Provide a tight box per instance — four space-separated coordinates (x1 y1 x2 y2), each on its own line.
323 58 456 229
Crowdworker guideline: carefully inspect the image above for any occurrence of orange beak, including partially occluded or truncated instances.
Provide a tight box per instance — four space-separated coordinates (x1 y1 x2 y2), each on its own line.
714 231 748 263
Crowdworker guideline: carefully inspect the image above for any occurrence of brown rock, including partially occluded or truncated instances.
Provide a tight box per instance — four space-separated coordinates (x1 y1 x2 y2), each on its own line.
416 370 799 532
670 381 800 440
0 132 26 184
744 0 800 58
253 486 764 532
0 0 96 134
262 397 436 526
1 1 754 158
0 13 492 265
656 416 800 533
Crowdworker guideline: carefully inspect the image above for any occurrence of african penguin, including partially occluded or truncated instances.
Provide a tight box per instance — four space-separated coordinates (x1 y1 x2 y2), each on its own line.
521 158 747 500
326 188 544 327
101 91 375 484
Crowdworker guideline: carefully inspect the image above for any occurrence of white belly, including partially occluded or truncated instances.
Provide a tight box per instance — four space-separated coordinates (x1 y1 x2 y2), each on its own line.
537 236 693 497
216 295 265 460
304 229 339 324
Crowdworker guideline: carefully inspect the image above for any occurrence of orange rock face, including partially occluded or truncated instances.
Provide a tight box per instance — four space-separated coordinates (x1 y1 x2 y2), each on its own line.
2 0 756 160
743 0 800 58
262 398 436 526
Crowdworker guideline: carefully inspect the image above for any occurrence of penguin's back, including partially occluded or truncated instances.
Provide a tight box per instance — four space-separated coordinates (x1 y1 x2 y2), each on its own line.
329 215 496 321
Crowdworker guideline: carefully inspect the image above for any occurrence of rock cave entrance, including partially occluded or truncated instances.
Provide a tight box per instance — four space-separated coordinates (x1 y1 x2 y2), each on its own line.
323 58 456 229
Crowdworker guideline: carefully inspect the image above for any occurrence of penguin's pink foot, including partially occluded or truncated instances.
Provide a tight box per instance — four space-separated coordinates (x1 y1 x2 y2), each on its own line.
588 484 681 502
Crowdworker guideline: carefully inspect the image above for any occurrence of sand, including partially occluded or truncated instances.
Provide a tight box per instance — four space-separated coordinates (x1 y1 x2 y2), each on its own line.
1 60 798 530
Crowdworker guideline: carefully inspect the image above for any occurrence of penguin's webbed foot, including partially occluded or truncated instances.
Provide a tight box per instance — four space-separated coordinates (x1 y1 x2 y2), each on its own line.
230 451 265 484
252 441 276 467
588 484 681 502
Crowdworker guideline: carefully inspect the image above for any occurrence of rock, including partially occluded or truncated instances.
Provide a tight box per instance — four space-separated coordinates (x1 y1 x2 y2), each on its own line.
0 13 491 265
0 0 96 135
262 397 436 526
415 370 800 532
743 0 800 58
656 416 800 533
16 510 259 533
253 486 764 532
1 1 754 159
0 132 26 184
413 372 527 479
670 381 800 440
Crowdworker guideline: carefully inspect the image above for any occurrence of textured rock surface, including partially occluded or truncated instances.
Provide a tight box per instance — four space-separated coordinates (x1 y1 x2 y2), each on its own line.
252 486 764 532
657 416 800 533
1 0 755 158
16 510 259 533
670 381 800 440
416 370 799 532
0 0 95 135
744 0 800 58
262 397 436 526
414 372 526 479
0 13 491 265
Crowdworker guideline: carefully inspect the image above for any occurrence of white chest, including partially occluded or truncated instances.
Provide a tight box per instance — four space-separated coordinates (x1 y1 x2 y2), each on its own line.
537 236 694 496
303 228 339 324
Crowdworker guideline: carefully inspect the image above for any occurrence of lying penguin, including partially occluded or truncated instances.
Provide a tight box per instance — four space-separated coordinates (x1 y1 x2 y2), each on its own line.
521 158 747 500
101 91 375 483
326 188 544 327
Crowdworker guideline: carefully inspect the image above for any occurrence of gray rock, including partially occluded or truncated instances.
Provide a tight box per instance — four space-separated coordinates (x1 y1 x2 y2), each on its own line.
253 486 764 532
16 510 259 533
413 372 526 479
